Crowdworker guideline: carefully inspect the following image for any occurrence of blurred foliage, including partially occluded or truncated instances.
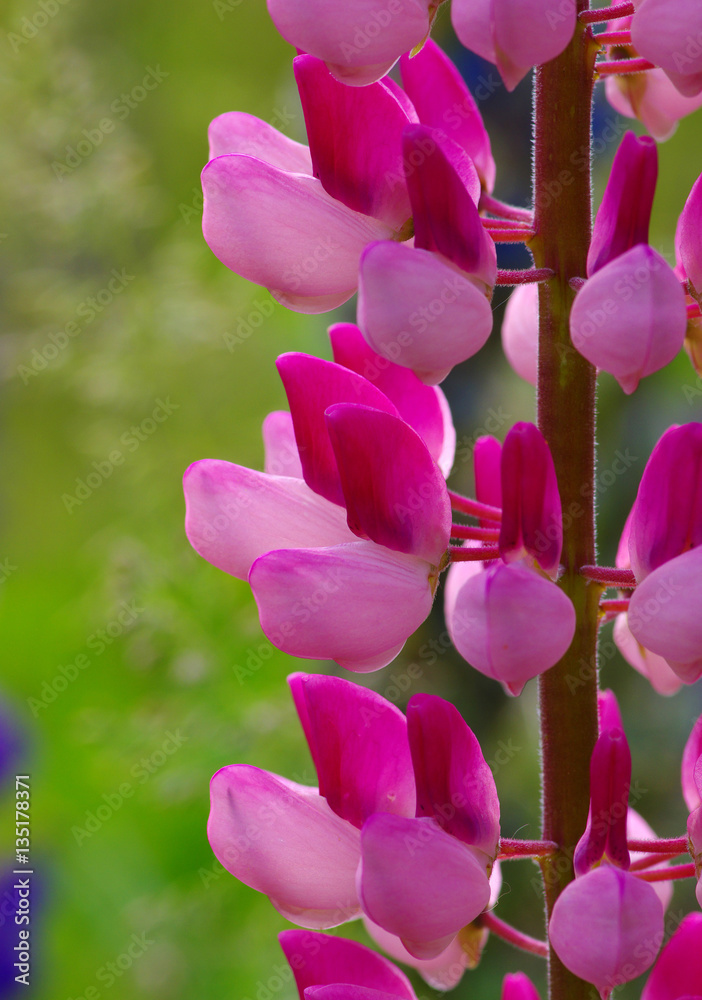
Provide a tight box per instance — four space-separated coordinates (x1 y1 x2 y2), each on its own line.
0 0 701 998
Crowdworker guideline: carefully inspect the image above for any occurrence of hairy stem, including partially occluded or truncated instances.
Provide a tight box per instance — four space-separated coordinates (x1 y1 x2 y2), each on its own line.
532 11 600 1000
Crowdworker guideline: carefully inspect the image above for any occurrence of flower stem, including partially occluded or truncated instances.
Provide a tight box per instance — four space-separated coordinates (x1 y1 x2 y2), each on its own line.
480 911 549 957
451 523 500 541
499 838 559 858
628 836 689 854
635 862 696 883
595 30 632 46
581 566 636 587
496 268 554 285
480 192 534 222
596 57 656 76
532 11 600 1000
448 490 502 521
449 544 500 562
579 2 635 24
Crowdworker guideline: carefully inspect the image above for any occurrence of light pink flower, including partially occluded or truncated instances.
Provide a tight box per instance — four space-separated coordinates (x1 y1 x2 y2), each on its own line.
501 283 538 386
631 0 702 98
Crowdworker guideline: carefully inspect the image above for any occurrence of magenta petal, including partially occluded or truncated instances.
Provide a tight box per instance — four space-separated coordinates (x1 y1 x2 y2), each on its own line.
363 919 471 991
183 460 353 580
403 125 497 287
677 172 702 303
641 913 702 1000
452 0 576 92
549 867 664 998
502 283 538 386
287 673 415 828
267 0 435 87
295 56 413 230
358 815 491 959
202 155 392 311
208 765 361 927
474 435 503 512
628 423 702 581
326 404 451 564
358 241 494 384
276 353 399 506
250 541 433 672
499 422 562 578
400 39 495 192
628 547 702 682
306 987 408 1000
632 0 702 95
279 930 416 1000
613 613 683 696
501 973 541 1000
570 245 688 393
263 411 303 479
574 728 631 875
682 714 702 812
587 131 658 277
407 694 499 857
208 112 312 172
446 561 576 695
329 322 456 477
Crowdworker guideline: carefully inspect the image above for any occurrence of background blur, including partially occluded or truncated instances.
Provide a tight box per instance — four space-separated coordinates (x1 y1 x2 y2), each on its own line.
1 1 701 997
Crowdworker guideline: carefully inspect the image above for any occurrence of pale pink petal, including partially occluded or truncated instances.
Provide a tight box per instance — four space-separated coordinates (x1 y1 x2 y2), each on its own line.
276 353 399 507
628 808 674 912
363 918 473 991
407 693 500 857
358 815 491 959
587 131 658 277
326 404 451 564
202 155 392 311
682 714 702 812
446 560 576 696
208 765 361 927
452 0 576 92
208 112 312 172
183 460 353 580
295 56 413 230
628 423 702 582
358 241 494 385
263 411 303 479
502 283 538 386
570 245 687 393
549 867 664 999
287 673 416 828
613 613 683 696
499 422 562 578
628 547 702 682
640 912 702 1000
279 929 417 1000
403 126 497 287
250 541 433 672
266 0 435 86
632 0 702 96
400 38 496 192
605 69 702 143
329 323 456 476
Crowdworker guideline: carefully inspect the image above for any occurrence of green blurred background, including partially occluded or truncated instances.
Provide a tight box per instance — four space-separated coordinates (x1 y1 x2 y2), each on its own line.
1 0 701 997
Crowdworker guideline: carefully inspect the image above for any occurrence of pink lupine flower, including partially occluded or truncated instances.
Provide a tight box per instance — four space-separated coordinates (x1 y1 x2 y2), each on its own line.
202 60 417 314
550 699 665 996
613 614 683 696
631 0 702 98
676 171 702 305
570 244 688 393
266 0 442 88
184 335 455 671
445 425 575 695
451 0 576 92
209 676 500 955
357 125 495 384
587 131 658 277
399 39 496 192
501 283 538 386
502 972 541 1000
549 865 664 998
640 913 702 1000
279 929 418 1000
605 66 702 142
682 713 702 813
